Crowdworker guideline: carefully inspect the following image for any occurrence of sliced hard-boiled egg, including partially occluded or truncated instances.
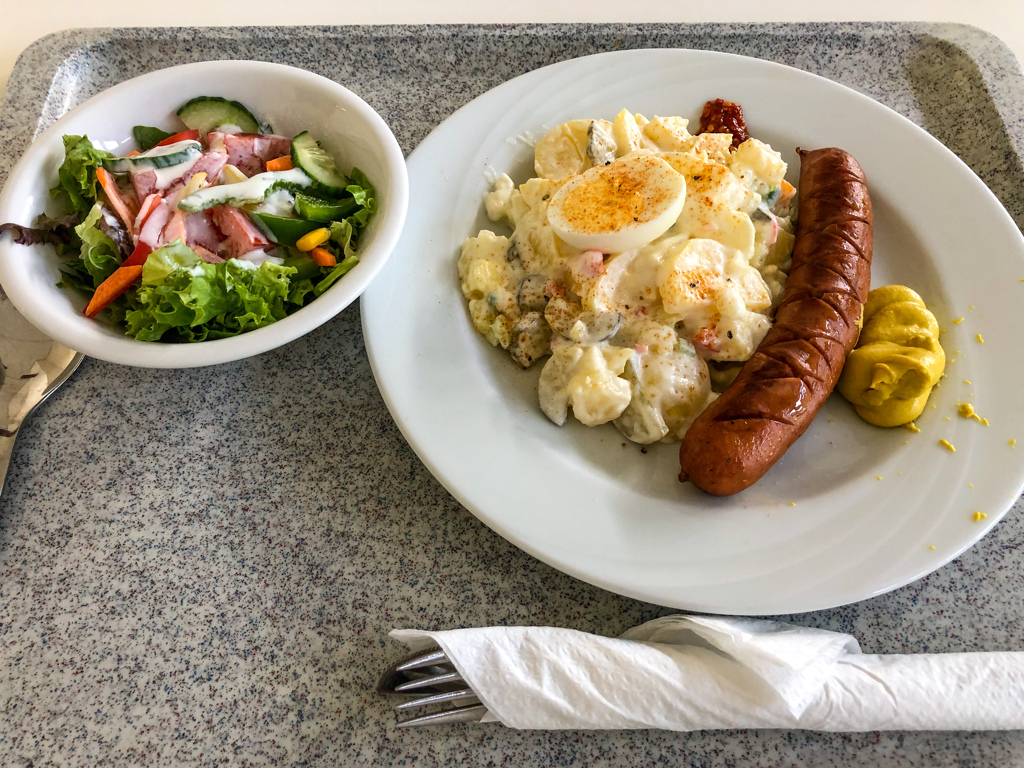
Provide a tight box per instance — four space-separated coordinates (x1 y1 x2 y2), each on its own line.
546 154 686 254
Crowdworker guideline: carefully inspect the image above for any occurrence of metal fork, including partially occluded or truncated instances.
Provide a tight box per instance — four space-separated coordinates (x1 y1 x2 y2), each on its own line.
377 646 490 728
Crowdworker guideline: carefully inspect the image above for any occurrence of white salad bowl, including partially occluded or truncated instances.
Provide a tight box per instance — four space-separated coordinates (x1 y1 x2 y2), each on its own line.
0 60 408 368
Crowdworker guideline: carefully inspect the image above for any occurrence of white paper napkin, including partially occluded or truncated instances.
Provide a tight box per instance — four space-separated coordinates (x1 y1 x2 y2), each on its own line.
391 615 1024 731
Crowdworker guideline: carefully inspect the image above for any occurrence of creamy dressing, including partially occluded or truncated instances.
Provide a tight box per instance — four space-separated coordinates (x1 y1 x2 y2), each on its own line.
250 189 297 217
136 139 202 160
178 168 311 211
152 152 204 189
238 250 284 266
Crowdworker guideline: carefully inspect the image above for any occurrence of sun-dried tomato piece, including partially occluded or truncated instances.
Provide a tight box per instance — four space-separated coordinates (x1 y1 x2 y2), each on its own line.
698 99 750 151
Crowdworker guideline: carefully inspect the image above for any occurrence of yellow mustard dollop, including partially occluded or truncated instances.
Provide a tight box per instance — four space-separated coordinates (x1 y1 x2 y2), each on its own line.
838 285 946 427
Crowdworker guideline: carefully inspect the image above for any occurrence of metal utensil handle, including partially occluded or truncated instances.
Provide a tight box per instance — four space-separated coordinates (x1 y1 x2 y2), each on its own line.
0 428 21 498
0 342 83 498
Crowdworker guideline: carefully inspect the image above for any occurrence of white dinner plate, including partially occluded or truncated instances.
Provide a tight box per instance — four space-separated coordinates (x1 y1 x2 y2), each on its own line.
362 49 1024 614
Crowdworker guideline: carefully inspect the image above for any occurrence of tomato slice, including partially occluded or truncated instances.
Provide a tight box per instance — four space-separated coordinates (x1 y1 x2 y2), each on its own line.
120 241 153 269
155 129 201 147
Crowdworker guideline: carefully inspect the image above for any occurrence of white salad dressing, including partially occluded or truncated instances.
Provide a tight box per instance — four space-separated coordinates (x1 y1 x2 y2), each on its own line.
250 189 297 217
238 250 284 266
136 139 202 159
152 152 204 189
178 168 311 211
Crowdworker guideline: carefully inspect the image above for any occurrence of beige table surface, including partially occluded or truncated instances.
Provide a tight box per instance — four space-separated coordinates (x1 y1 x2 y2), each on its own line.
0 0 1021 97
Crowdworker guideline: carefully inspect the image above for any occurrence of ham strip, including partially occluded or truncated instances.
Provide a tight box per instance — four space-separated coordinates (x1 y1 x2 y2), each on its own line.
211 206 272 260
208 132 292 176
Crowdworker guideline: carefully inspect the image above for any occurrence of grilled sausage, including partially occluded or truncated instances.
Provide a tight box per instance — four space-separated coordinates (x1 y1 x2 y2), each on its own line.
678 147 873 496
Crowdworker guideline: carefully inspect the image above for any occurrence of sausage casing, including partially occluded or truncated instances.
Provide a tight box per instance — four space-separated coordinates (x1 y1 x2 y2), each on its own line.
678 147 873 496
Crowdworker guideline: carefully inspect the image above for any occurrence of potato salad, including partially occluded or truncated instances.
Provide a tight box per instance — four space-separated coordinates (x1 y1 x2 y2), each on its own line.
458 107 796 444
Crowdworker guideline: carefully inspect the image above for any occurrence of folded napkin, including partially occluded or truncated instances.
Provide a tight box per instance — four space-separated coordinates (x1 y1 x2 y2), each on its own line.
391 615 1024 731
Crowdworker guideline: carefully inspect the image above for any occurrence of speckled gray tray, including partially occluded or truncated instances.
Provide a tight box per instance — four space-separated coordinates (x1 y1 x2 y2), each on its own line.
0 23 1022 768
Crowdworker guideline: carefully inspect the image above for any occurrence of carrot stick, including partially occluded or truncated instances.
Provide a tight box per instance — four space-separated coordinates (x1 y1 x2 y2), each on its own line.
308 246 336 267
84 265 143 318
266 155 293 172
96 166 138 236
778 180 797 208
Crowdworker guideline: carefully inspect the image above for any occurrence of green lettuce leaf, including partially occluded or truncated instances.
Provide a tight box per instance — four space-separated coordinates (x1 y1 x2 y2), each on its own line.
141 238 201 283
74 204 122 287
288 278 317 306
345 168 377 229
313 255 358 297
51 135 116 218
124 240 298 342
328 219 357 260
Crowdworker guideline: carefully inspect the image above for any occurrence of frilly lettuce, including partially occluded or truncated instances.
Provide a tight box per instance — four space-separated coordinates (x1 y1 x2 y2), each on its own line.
51 135 115 219
74 204 122 287
345 168 377 229
122 240 298 342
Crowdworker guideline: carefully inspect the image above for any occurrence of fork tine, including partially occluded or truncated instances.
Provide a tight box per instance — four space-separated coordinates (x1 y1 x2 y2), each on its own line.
377 646 455 694
394 704 488 729
380 646 491 727
395 688 479 711
394 648 450 672
394 670 463 692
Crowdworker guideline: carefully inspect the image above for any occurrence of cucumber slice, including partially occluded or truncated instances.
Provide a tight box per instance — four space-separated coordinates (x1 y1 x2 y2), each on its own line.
291 132 349 195
249 213 323 247
104 140 203 173
176 96 262 135
178 168 312 213
294 193 360 222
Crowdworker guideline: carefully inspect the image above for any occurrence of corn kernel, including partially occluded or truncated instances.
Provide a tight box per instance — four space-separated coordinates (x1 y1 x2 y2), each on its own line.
297 227 331 252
